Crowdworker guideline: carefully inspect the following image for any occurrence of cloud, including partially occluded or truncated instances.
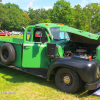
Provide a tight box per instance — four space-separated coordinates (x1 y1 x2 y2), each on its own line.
22 0 41 2
25 1 40 10
2 0 18 4
91 0 100 3
25 0 52 11
32 5 41 10
43 6 53 10
79 0 100 8
27 1 33 7
79 0 89 7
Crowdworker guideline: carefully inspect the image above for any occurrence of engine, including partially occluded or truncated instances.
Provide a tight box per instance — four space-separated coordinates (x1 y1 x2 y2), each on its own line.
72 48 92 60
64 41 97 60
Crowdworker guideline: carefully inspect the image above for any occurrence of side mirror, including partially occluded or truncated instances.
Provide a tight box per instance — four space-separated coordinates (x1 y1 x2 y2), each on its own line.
42 28 46 43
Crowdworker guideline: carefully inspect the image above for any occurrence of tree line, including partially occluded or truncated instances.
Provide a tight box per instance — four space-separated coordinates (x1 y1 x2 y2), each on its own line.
0 0 100 33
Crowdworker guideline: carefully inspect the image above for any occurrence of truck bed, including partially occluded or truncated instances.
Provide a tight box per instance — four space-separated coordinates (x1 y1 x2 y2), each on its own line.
0 38 23 44
0 38 23 68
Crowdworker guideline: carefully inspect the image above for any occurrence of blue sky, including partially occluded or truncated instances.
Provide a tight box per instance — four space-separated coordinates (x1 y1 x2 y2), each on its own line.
2 0 100 11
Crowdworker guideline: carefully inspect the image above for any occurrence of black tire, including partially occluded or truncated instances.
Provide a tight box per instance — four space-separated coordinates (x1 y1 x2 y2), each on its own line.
55 68 81 93
0 43 15 65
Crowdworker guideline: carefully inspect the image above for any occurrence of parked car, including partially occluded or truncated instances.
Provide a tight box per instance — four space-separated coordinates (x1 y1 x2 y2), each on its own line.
94 32 100 36
0 31 10 36
11 31 23 35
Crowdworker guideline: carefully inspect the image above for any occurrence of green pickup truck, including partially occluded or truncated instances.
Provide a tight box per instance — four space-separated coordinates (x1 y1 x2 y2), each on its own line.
0 23 100 93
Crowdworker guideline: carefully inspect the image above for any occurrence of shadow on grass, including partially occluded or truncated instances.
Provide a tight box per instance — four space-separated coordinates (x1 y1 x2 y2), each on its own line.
0 65 59 90
0 65 97 98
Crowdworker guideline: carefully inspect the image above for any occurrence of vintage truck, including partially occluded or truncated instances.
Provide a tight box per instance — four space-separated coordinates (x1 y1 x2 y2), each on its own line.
0 23 100 93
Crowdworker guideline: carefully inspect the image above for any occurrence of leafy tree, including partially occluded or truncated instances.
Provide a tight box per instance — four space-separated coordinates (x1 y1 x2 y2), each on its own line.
47 9 53 18
39 19 51 23
0 2 100 33
83 3 100 32
0 3 9 30
40 8 48 20
92 13 100 32
29 8 41 25
73 4 82 29
4 3 19 9
0 3 24 31
38 8 51 23
50 0 74 26
22 12 30 27
73 4 89 31
8 7 24 30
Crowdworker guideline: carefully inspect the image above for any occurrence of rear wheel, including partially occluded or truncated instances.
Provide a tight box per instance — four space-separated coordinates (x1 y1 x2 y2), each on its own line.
0 43 15 65
55 68 81 93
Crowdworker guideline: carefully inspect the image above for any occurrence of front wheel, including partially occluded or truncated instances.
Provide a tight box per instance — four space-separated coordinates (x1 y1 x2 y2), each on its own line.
55 68 81 93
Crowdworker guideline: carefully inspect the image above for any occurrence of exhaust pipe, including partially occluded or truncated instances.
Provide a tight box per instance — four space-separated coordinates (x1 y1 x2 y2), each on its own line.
22 26 25 30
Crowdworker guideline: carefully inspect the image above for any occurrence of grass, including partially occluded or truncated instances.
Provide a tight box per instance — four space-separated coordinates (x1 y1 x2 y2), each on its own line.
0 34 24 39
0 35 100 100
0 66 100 100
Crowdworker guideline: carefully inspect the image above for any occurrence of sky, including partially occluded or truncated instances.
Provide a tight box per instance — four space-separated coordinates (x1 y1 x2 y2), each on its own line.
1 0 100 11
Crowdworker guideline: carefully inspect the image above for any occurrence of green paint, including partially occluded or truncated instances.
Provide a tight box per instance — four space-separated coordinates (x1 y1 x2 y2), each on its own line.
96 46 100 61
0 23 100 69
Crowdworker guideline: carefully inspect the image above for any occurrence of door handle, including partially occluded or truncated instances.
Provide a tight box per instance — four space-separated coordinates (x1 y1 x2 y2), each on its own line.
24 46 30 48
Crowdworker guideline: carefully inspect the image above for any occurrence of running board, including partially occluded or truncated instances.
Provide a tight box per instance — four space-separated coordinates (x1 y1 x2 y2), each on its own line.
0 62 47 79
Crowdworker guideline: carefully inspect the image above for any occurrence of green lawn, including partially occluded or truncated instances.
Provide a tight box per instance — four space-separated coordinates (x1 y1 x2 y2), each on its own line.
0 35 100 100
0 34 24 39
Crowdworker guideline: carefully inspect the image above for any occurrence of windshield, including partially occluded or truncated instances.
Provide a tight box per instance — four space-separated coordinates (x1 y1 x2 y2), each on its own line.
50 27 69 40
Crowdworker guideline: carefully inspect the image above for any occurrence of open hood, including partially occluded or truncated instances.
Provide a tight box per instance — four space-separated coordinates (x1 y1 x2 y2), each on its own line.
60 26 100 44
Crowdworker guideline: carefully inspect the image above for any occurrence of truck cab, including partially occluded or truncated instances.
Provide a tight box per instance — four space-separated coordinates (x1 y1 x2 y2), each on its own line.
22 23 69 68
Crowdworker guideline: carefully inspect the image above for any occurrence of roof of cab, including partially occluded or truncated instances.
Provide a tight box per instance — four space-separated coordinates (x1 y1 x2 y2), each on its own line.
28 23 100 44
35 23 64 28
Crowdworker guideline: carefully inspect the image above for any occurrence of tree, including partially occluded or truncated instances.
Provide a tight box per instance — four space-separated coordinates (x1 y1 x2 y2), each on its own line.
8 7 24 30
39 8 51 23
39 19 51 23
73 4 89 31
0 3 24 31
83 3 100 32
22 12 30 27
50 0 74 26
0 3 9 30
40 8 48 20
92 13 100 32
4 3 19 9
29 8 41 25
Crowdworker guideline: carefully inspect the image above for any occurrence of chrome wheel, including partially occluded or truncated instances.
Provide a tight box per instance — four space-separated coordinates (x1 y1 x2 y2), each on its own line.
63 75 71 84
61 74 72 86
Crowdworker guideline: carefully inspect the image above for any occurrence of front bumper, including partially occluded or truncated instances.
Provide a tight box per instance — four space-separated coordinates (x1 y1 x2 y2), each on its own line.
86 79 100 90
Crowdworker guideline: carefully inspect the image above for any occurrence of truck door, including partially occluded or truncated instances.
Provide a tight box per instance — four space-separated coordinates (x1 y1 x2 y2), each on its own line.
22 27 50 68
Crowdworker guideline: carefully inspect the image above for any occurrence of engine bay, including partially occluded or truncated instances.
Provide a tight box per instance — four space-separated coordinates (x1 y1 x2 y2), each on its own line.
64 41 98 60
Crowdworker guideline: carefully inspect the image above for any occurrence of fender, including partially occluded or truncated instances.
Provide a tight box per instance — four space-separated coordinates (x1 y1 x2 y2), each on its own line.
47 57 97 83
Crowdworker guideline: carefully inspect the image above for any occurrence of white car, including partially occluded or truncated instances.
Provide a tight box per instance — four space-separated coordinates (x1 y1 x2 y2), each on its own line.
11 31 23 35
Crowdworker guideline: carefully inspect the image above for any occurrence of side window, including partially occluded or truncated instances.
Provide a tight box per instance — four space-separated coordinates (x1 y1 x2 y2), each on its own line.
33 28 48 43
26 28 31 41
35 31 42 38
59 31 70 40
